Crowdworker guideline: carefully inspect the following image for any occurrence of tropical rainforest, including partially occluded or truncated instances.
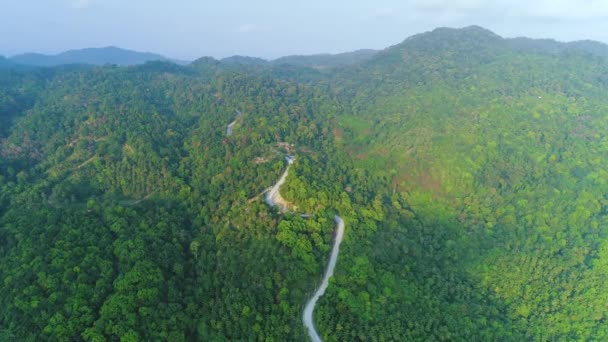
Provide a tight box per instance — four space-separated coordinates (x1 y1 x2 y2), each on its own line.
2 26 608 341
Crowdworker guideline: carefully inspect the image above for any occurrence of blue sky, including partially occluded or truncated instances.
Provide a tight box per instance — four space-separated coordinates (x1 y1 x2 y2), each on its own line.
2 0 608 60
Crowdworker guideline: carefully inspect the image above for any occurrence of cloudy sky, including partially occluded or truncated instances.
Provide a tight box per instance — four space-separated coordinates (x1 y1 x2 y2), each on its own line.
1 0 608 60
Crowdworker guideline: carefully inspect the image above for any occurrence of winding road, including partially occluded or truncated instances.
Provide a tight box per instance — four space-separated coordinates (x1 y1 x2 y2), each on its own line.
302 215 345 342
265 156 295 213
226 109 242 136
264 156 345 342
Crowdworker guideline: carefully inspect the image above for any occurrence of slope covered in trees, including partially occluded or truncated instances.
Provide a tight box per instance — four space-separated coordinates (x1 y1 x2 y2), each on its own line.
313 26 608 341
2 26 608 341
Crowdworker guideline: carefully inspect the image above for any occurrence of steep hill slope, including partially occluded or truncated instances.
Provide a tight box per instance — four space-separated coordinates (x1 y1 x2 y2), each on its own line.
311 26 608 340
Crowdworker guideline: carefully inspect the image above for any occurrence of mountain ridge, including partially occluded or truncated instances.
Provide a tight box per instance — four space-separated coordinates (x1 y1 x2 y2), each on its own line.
375 25 608 62
7 26 608 69
9 46 187 67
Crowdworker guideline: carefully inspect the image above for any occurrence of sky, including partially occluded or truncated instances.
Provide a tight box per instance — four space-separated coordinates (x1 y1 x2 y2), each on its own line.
1 0 608 60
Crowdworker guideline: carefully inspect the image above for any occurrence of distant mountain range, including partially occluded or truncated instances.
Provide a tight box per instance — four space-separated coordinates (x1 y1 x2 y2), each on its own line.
6 47 187 67
272 49 379 68
3 46 380 69
508 37 608 58
220 49 379 69
4 31 608 70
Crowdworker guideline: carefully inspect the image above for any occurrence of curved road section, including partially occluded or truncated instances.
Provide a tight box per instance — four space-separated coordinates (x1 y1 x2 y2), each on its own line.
264 155 345 342
302 215 345 342
226 110 242 136
265 156 295 213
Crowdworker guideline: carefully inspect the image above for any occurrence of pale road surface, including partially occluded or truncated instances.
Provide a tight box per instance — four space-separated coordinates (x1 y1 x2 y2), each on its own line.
264 155 345 342
226 110 242 136
226 121 236 136
302 215 345 342
264 156 295 213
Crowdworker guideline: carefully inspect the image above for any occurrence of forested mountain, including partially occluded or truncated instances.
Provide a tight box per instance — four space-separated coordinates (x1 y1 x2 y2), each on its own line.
2 26 608 341
9 47 182 67
9 47 377 70
271 49 378 69
221 50 379 70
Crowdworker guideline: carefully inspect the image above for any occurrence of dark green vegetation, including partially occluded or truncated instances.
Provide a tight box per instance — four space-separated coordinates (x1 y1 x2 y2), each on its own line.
2 26 608 340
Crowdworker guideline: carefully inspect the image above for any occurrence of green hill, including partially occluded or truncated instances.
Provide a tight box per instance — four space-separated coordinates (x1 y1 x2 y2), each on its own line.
315 26 608 340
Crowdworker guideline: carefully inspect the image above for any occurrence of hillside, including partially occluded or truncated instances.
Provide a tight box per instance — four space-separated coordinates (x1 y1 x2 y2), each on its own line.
9 47 181 66
2 26 608 341
319 26 608 340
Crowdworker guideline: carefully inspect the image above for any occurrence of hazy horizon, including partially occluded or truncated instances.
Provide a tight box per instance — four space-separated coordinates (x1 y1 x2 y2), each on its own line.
2 0 608 60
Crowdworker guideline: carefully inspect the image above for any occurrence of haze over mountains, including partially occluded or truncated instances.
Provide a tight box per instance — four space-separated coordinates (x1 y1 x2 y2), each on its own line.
2 25 608 341
4 26 608 71
6 46 183 67
4 46 380 69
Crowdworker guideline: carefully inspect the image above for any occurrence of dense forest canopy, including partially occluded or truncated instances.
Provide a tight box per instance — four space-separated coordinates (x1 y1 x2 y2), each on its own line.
2 26 608 341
